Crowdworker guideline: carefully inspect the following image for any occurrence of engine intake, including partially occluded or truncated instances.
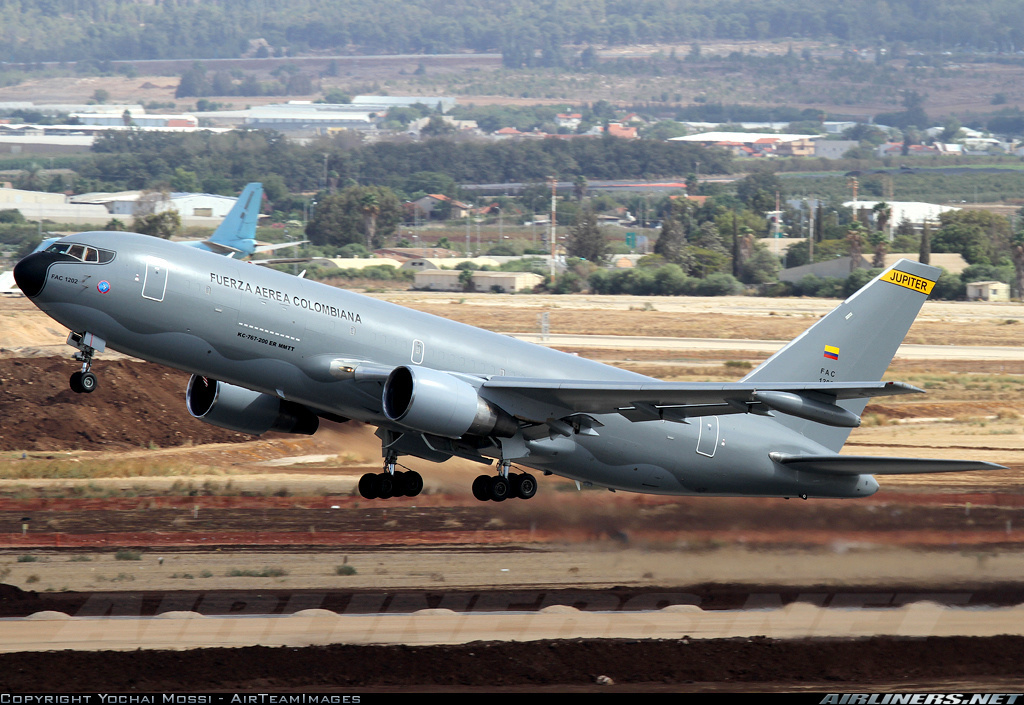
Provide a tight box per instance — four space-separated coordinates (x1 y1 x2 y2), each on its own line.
186 375 319 436
382 366 517 439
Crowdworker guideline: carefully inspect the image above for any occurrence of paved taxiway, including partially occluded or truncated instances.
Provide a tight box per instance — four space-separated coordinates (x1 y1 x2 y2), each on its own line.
5 604 1024 652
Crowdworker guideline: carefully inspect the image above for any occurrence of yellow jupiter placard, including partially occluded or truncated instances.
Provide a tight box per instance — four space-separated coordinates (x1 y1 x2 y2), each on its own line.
882 269 936 295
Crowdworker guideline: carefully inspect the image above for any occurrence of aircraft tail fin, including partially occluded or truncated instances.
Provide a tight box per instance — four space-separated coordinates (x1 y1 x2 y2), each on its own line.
208 182 262 249
742 258 940 452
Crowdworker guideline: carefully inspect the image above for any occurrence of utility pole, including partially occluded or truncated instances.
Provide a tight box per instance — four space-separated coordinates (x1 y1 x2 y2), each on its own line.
549 176 557 278
808 198 815 264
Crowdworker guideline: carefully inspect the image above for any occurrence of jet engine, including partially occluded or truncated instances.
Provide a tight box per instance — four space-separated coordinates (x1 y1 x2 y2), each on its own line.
382 366 518 439
186 375 319 436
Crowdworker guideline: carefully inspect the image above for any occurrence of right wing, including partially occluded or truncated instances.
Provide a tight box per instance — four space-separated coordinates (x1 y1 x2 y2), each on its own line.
482 378 922 427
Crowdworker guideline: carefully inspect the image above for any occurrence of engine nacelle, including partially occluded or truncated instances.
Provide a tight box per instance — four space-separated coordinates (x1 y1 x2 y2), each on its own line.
186 375 319 436
382 366 518 439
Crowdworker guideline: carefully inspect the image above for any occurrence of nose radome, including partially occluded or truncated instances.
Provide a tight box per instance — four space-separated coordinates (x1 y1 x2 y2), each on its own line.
13 251 55 298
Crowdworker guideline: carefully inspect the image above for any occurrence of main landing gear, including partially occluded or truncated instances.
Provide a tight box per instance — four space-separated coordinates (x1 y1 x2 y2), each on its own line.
472 461 537 502
67 332 103 394
357 452 423 500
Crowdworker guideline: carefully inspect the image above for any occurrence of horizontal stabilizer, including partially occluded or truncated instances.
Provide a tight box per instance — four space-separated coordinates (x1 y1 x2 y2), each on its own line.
770 453 1005 475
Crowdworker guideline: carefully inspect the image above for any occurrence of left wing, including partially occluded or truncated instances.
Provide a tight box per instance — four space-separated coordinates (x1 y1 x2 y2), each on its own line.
483 378 922 428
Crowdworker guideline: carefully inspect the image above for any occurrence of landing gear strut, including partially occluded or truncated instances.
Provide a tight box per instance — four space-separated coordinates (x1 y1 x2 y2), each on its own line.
358 451 423 500
473 460 537 502
67 332 103 394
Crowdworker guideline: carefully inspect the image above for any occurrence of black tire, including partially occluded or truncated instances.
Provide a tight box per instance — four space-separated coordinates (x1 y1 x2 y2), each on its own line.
514 473 538 500
79 371 98 393
489 475 510 502
400 470 424 497
472 475 491 501
69 371 84 394
358 473 379 500
377 472 395 499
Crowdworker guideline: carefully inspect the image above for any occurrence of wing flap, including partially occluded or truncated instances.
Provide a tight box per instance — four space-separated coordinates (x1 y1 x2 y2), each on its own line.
770 453 1005 475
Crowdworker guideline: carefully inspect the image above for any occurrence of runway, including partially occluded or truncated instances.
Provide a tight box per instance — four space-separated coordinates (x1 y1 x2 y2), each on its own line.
4 602 1024 652
510 332 1024 360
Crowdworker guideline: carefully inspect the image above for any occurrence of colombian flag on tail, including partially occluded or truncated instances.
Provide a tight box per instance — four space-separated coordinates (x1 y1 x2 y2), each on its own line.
823 345 840 361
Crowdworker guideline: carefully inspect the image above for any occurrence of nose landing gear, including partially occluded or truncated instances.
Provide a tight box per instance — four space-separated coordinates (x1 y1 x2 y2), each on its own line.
67 332 105 394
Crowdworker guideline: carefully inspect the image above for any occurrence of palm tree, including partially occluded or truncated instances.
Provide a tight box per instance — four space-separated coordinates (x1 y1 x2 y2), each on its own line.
846 222 866 273
360 191 380 249
868 230 888 269
872 201 892 239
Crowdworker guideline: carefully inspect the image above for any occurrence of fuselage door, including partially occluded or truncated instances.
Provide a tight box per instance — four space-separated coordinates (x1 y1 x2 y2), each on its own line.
696 416 719 458
142 258 168 302
411 339 425 365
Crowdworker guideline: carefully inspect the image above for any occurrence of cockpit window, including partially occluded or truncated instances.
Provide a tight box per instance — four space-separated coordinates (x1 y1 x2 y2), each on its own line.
45 242 114 263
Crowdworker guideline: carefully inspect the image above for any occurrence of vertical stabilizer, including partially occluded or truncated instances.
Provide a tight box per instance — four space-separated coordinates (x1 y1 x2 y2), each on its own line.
208 182 263 251
743 259 939 451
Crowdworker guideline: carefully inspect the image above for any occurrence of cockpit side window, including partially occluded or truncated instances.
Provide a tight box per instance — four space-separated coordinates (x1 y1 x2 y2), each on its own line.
44 242 114 263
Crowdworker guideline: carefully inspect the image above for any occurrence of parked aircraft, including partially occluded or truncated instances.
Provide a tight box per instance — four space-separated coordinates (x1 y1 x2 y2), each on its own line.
177 183 306 258
1 182 304 295
13 233 1001 501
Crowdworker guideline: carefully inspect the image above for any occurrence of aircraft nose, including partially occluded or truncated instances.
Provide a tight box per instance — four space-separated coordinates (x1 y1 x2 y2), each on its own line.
13 251 56 298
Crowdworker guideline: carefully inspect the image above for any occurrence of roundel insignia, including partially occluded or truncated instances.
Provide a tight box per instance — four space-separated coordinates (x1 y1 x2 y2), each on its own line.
97 280 111 294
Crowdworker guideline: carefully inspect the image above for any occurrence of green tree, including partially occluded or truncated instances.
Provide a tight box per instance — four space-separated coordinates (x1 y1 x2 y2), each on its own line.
566 207 608 264
735 171 783 214
654 201 689 265
1012 230 1024 299
133 211 181 239
740 244 780 285
306 185 401 249
932 210 1012 265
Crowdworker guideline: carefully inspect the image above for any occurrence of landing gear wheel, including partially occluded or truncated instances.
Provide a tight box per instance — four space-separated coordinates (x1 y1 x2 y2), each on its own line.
472 475 491 502
69 371 84 394
489 475 510 502
79 371 98 393
358 473 379 500
399 470 423 497
512 472 538 499
376 472 395 499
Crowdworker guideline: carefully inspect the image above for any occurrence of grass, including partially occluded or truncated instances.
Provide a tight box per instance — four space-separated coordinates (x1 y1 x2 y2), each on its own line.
114 549 142 561
335 564 357 576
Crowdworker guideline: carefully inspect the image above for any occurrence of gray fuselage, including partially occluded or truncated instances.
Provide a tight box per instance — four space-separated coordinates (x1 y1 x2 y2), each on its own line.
22 232 878 498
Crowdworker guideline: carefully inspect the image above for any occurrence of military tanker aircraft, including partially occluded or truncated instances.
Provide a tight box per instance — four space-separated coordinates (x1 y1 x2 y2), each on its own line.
13 232 1001 502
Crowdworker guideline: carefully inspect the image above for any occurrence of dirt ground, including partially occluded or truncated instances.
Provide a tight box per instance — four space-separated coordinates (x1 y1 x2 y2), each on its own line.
1 293 1023 691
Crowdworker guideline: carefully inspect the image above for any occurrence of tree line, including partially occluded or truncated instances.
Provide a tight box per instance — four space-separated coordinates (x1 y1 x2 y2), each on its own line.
78 130 728 195
3 1 1024 63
